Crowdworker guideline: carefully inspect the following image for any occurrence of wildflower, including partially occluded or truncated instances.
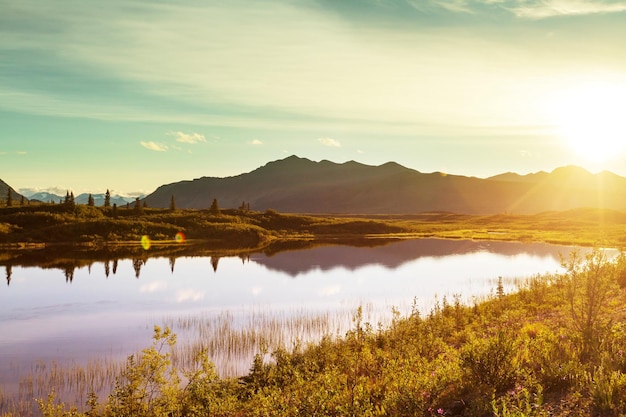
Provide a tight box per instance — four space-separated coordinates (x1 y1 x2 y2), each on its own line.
438 408 444 415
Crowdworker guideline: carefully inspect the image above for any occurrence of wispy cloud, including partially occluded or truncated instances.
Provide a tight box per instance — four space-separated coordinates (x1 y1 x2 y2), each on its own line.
250 139 263 145
176 289 205 303
18 186 68 196
319 285 342 296
509 0 626 18
318 137 341 148
434 0 474 13
140 280 168 293
140 141 168 152
170 131 206 144
0 151 27 156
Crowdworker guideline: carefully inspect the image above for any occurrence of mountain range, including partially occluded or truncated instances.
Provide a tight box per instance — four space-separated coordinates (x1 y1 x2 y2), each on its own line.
141 156 626 215
20 191 139 207
3 156 626 214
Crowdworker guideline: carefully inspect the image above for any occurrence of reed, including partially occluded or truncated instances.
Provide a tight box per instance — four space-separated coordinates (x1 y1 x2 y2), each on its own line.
1 302 396 416
163 303 385 377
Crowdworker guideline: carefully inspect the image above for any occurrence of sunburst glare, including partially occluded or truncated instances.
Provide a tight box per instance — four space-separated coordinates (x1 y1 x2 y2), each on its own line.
547 81 626 163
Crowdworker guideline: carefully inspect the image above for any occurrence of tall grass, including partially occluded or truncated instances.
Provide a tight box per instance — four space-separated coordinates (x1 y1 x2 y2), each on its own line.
164 304 381 377
1 302 386 416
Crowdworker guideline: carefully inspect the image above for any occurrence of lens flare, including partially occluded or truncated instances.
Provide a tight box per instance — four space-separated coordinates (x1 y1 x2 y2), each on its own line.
175 232 186 243
141 235 151 250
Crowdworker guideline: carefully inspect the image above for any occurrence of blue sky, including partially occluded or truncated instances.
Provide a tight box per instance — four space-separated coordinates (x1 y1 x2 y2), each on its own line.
2 0 626 195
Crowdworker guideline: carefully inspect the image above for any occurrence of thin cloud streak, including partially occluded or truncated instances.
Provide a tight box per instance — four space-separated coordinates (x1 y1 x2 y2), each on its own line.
170 131 206 144
318 138 341 148
510 0 626 18
140 141 168 152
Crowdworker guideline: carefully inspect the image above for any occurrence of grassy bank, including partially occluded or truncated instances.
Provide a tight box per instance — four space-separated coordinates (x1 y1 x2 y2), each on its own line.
3 249 626 416
2 204 626 249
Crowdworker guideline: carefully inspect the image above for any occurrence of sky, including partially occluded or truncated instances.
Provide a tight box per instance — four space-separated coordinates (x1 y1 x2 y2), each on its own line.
2 0 626 196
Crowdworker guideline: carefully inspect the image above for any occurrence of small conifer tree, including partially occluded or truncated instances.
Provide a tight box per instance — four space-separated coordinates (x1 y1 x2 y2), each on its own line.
170 195 176 211
6 189 12 207
104 189 111 208
134 197 143 214
209 198 220 215
88 194 95 207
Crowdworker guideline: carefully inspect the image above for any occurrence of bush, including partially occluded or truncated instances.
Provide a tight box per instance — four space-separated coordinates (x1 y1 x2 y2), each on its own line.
462 331 518 393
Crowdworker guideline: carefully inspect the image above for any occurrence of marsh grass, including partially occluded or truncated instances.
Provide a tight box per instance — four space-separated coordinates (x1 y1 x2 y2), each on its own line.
1 302 394 416
164 304 385 377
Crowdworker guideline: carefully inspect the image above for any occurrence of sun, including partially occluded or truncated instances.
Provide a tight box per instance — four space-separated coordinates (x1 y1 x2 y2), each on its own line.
547 81 626 163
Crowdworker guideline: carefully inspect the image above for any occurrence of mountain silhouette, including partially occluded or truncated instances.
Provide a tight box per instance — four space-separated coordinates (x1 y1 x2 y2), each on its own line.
143 156 626 214
0 179 26 204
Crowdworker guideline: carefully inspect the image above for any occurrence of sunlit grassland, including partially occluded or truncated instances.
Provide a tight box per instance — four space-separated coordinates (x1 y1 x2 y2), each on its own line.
1 204 626 250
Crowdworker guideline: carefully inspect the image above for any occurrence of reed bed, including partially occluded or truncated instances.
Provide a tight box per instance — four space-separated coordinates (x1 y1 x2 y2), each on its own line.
163 303 384 377
1 357 125 416
1 302 395 416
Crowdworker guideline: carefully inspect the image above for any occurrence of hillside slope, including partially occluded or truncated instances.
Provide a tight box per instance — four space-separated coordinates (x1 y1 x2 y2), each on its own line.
0 179 26 204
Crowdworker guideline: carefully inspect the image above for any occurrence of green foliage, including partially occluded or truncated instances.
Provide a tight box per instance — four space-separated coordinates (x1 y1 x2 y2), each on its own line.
589 366 626 416
105 326 180 417
491 382 548 417
562 249 619 360
462 331 518 393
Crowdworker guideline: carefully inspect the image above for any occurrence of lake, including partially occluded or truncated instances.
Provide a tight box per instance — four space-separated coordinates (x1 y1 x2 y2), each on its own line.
0 238 582 405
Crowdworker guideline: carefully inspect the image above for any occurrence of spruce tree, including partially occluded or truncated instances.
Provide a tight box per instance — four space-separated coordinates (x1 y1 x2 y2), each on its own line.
104 189 111 208
170 195 176 211
134 197 143 214
6 189 12 207
209 198 220 215
88 194 95 207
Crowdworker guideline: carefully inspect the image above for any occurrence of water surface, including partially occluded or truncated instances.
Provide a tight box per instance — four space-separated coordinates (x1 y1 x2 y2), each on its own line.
0 238 578 390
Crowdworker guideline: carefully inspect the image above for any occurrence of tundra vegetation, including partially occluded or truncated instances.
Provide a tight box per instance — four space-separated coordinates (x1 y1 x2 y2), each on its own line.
1 250 626 416
1 202 626 249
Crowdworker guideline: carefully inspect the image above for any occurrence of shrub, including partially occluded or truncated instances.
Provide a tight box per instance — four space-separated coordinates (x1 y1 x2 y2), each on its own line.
462 331 518 393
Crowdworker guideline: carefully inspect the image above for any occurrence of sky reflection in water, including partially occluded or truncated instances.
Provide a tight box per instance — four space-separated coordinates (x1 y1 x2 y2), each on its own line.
0 239 578 385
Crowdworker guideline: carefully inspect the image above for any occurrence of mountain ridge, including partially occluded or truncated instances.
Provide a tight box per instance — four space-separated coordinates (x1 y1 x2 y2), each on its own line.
4 157 626 213
142 156 626 215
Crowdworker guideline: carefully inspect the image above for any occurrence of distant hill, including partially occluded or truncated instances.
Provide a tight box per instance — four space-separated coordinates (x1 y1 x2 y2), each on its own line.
142 156 626 215
0 179 27 204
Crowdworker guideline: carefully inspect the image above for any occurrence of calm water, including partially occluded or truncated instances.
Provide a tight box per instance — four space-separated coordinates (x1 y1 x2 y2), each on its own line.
0 238 580 394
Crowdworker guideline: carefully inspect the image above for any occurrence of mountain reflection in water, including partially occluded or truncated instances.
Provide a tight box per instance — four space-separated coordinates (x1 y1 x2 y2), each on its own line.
2 238 577 284
0 238 587 402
